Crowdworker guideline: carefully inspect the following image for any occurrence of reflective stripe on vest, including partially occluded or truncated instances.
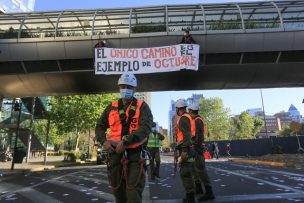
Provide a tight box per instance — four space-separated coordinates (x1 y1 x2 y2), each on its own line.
108 99 145 149
147 132 160 148
176 113 195 144
194 116 207 137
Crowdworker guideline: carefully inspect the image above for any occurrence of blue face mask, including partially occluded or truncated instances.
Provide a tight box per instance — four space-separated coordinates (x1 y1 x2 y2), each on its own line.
120 89 134 99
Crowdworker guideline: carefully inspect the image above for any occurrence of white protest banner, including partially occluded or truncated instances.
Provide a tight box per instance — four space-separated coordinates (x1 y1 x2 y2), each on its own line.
95 44 200 75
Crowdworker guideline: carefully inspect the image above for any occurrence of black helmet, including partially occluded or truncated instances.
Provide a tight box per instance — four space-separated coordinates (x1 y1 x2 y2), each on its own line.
152 122 156 127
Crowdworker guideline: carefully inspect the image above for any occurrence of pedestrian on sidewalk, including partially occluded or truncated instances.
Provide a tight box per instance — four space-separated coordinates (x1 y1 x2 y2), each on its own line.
188 103 215 201
225 143 231 157
147 122 165 180
95 73 153 203
212 142 219 159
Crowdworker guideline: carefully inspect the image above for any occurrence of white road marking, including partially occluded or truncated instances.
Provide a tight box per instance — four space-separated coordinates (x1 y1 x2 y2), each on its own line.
0 183 63 203
208 166 304 194
227 162 304 177
143 173 151 203
50 179 114 201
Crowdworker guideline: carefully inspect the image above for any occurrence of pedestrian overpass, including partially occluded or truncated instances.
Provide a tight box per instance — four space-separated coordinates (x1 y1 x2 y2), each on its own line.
1 0 304 98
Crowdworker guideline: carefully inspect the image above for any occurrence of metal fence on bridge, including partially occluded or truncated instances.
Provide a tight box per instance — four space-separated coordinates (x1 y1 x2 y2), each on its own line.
206 136 304 157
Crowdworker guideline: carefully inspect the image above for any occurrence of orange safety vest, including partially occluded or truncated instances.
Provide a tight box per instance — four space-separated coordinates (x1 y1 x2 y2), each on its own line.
108 99 146 149
176 113 195 144
194 116 207 137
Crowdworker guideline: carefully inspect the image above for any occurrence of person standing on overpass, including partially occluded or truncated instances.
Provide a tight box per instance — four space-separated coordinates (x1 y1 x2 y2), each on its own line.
95 73 153 203
188 103 215 201
181 30 197 44
147 122 165 180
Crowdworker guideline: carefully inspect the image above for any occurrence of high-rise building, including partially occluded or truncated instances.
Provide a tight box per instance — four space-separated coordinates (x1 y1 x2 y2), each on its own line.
168 100 176 145
0 0 35 13
274 111 293 128
288 104 302 123
246 108 262 117
186 94 204 105
134 92 151 108
255 112 281 138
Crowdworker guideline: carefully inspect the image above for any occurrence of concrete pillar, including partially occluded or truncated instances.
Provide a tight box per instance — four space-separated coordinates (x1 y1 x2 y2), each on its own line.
26 97 35 163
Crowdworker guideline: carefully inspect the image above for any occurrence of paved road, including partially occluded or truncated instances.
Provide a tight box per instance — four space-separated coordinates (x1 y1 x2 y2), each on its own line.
0 155 303 202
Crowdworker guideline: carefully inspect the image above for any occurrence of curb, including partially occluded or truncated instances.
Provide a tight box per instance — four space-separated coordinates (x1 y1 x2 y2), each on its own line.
30 165 56 172
229 158 287 167
1 161 96 177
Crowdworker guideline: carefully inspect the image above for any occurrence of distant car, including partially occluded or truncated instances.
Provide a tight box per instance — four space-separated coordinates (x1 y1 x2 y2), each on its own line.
96 147 107 165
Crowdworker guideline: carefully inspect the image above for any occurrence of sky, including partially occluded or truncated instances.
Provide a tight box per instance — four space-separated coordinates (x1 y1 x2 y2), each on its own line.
34 0 304 129
35 0 266 11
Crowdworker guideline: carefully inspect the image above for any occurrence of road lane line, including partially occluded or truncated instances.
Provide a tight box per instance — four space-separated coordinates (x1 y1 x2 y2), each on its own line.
208 166 304 194
0 166 101 199
226 162 304 177
66 174 108 184
50 179 114 201
143 173 150 203
0 183 63 203
18 187 63 203
151 192 304 203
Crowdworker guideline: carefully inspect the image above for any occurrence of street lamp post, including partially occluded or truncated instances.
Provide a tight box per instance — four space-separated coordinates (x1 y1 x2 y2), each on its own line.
260 89 269 138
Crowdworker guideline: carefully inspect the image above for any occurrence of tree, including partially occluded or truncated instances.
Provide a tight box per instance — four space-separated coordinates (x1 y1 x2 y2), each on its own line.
252 117 264 137
161 135 169 149
49 94 119 151
33 119 66 149
230 113 264 140
199 97 231 141
278 126 292 137
300 123 304 135
290 121 304 152
290 121 301 136
234 112 254 139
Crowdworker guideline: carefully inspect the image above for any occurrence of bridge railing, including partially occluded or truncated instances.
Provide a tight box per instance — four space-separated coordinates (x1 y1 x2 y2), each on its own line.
0 1 304 40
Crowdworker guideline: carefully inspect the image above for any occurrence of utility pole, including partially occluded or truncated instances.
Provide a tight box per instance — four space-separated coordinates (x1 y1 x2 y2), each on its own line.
260 89 269 138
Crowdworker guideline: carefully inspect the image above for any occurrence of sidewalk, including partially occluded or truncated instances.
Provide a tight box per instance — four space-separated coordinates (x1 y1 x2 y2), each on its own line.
229 157 287 167
229 154 304 168
0 156 95 177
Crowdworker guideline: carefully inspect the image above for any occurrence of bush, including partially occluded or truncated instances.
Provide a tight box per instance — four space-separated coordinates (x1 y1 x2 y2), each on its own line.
271 145 283 154
64 150 86 162
131 24 166 33
58 150 69 156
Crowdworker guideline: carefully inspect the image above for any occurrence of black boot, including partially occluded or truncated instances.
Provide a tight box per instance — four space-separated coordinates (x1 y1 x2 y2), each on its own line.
195 183 203 194
183 192 196 203
198 185 215 202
